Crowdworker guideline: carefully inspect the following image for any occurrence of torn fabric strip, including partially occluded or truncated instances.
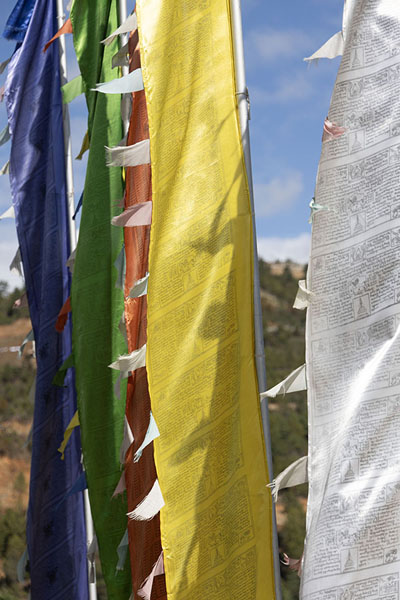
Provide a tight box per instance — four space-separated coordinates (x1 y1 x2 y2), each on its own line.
261 364 306 398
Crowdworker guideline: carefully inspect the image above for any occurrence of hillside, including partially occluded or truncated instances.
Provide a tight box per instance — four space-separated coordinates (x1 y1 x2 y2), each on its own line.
0 262 308 599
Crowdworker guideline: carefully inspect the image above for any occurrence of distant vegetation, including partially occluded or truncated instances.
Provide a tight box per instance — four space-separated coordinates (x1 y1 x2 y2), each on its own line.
0 265 308 599
0 282 29 325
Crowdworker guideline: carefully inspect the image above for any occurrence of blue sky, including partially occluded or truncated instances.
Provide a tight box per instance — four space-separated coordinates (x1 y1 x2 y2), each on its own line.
0 0 343 289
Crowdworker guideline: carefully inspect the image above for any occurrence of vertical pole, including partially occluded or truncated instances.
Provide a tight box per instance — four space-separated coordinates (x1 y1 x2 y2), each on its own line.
229 2 282 598
118 0 130 135
56 2 97 599
56 0 76 252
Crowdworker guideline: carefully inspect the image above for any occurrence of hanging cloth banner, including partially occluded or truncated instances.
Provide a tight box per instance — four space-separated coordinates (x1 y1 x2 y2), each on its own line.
70 0 131 597
122 30 164 597
137 0 276 597
93 68 143 94
301 0 400 597
4 1 88 598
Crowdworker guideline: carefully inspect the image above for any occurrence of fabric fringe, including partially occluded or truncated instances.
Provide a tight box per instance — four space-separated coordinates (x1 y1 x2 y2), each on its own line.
127 480 164 521
261 364 306 399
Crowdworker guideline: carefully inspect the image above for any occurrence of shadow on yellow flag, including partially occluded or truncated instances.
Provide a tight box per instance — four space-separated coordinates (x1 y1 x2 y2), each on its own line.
137 0 276 598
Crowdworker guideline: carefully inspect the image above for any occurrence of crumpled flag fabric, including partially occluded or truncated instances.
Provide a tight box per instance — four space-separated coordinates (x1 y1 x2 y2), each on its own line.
122 29 165 599
5 1 88 598
137 0 275 597
3 0 35 42
70 0 131 597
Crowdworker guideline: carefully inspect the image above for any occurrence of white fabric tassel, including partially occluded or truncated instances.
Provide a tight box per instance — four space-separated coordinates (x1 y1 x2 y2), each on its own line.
0 205 14 220
304 31 344 64
128 273 149 299
267 456 308 502
293 280 314 310
109 344 146 373
106 139 150 168
127 480 165 521
119 415 134 467
101 12 138 46
261 364 306 399
9 247 23 277
112 42 129 69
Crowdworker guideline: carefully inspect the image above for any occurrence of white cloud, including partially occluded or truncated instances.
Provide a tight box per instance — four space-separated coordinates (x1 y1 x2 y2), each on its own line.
0 238 24 290
257 232 311 264
254 170 303 217
251 70 314 105
246 27 312 63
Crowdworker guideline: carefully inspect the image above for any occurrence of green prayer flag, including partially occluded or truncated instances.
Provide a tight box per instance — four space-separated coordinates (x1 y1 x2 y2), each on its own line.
70 1 130 597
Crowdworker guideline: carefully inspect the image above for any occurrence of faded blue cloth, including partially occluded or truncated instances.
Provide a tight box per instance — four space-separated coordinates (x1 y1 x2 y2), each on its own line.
5 1 88 598
3 0 36 41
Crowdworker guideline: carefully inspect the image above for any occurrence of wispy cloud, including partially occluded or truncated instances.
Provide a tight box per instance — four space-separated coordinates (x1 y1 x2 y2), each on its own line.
250 70 314 105
257 232 311 264
246 27 312 63
0 237 23 290
254 170 303 217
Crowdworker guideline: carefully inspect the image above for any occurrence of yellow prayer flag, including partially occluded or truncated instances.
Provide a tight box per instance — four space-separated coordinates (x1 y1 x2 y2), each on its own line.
138 0 276 598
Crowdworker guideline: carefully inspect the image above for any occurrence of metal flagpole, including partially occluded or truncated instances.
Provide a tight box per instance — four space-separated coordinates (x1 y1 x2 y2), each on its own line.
118 0 130 135
230 1 282 598
56 1 97 598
